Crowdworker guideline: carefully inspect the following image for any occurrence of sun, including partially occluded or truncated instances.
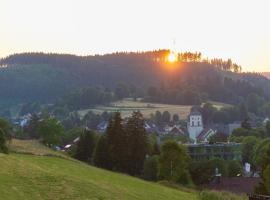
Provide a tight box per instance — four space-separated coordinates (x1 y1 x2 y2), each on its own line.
168 52 178 63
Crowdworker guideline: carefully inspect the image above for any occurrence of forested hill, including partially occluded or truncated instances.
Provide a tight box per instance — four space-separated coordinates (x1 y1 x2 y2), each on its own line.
0 51 269 106
262 72 270 79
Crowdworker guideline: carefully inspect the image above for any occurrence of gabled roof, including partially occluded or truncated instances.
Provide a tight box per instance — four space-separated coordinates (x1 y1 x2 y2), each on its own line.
96 121 108 131
197 128 215 141
169 126 186 135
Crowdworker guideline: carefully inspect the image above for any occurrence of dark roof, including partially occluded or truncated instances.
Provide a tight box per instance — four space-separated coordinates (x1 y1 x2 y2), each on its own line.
187 142 240 148
207 177 260 194
197 128 213 141
169 126 186 135
188 106 202 118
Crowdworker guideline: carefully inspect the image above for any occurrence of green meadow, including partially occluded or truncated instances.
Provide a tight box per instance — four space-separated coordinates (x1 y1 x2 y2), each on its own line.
0 152 197 200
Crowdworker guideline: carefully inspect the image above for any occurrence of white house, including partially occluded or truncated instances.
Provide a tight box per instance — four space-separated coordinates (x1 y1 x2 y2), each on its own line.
263 118 270 125
187 108 204 142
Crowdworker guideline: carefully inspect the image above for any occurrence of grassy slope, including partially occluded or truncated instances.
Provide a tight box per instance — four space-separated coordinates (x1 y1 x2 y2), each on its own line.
8 139 69 159
1 140 197 200
0 154 197 200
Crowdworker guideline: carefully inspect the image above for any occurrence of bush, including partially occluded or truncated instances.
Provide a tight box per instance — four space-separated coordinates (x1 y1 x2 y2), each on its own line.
158 140 191 185
227 160 242 177
143 155 159 181
0 129 8 153
263 165 270 193
208 158 228 177
189 160 213 185
190 158 234 185
38 117 64 146
199 190 247 200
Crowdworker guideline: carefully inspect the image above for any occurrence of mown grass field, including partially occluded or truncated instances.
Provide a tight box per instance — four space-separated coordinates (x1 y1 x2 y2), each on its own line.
0 152 198 200
78 99 231 119
79 99 193 119
8 139 68 158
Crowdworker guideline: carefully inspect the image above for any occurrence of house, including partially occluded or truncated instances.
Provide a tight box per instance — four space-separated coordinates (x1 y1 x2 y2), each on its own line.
187 108 204 142
96 121 108 133
63 136 80 150
196 128 216 142
144 122 158 133
169 125 186 135
203 122 241 137
263 118 270 125
18 113 32 127
228 122 241 135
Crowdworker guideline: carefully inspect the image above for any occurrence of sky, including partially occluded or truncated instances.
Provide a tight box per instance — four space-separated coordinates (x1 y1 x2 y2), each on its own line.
1 0 270 72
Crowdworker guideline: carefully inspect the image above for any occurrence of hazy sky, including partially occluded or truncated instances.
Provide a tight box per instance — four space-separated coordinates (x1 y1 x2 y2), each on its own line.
1 0 270 72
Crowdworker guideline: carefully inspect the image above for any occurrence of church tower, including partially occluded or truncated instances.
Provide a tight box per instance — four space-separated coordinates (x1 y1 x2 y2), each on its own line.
187 107 203 142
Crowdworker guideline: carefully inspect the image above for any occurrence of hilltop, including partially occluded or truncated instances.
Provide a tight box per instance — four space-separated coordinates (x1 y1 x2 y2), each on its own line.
0 51 269 107
262 72 270 79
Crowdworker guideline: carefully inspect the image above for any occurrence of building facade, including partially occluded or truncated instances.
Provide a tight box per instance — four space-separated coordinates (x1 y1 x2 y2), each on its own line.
186 143 242 161
187 109 204 142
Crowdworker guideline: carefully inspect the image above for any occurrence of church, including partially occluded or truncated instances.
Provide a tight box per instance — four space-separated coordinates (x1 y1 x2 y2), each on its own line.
187 107 215 143
187 107 204 141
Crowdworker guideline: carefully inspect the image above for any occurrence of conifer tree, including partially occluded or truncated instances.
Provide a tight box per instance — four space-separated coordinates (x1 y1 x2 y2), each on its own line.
75 129 97 163
106 112 127 171
125 111 149 175
93 135 112 169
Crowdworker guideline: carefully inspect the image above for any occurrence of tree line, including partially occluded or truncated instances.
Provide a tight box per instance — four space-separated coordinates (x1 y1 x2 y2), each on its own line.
0 51 269 109
69 111 192 184
228 121 270 194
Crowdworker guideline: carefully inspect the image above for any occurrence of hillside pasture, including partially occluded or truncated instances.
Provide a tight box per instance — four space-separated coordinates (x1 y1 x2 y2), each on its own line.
0 153 197 200
78 99 193 120
8 139 70 159
78 99 230 119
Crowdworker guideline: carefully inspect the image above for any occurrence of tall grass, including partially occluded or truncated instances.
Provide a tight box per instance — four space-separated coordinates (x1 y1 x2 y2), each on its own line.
199 190 248 200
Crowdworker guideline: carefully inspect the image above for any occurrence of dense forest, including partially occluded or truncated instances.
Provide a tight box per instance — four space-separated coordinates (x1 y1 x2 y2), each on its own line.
0 50 269 109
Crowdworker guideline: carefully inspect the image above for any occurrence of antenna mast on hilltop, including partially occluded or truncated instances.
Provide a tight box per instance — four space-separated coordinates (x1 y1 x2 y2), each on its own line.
171 38 176 53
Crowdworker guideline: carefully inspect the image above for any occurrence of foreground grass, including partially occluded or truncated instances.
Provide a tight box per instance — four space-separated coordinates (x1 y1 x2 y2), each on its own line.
199 190 247 200
0 153 197 200
8 139 69 159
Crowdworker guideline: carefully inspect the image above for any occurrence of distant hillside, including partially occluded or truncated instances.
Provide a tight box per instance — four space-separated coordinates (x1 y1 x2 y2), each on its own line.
262 72 270 79
0 51 269 106
0 152 197 200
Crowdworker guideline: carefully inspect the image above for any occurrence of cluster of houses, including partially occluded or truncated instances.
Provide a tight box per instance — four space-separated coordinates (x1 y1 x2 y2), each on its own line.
186 108 242 143
14 106 268 146
96 107 242 143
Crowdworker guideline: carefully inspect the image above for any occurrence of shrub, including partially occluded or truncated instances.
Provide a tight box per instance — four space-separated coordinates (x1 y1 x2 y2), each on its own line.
227 160 242 177
143 155 159 181
158 140 191 185
199 190 247 200
0 129 8 153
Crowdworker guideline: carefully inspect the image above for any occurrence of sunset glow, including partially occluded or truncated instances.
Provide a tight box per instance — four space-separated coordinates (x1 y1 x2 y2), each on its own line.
1 0 270 71
168 52 178 63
